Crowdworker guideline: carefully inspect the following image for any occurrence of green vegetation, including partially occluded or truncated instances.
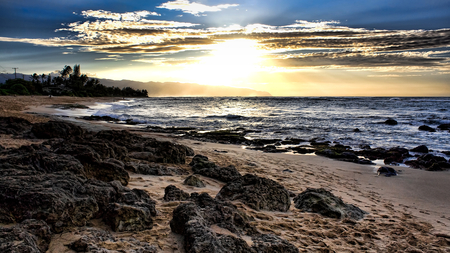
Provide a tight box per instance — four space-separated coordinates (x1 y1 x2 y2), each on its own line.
0 65 148 97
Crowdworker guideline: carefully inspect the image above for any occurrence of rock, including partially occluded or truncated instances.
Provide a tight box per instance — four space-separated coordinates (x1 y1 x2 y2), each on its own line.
384 119 398 125
103 203 154 232
86 160 130 186
377 166 398 177
127 162 188 176
251 234 300 253
384 147 411 165
353 128 361 132
68 227 157 253
0 219 52 253
80 115 120 121
190 155 242 183
216 174 291 212
184 175 206 188
437 123 450 131
170 192 297 253
0 116 33 135
418 125 436 132
164 185 190 201
411 145 429 153
31 120 85 139
293 188 366 220
405 153 450 171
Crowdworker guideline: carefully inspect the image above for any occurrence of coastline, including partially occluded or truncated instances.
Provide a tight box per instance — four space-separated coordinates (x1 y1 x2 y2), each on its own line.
1 95 450 252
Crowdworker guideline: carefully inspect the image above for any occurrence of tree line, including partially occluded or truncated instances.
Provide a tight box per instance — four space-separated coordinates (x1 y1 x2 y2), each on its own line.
0 65 148 97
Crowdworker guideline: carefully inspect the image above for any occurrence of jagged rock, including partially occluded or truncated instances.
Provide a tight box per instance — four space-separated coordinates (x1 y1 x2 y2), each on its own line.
384 119 398 125
0 219 52 253
405 154 450 171
103 203 154 232
170 192 297 253
164 185 190 201
293 188 366 220
184 175 206 187
377 166 398 177
31 120 85 139
68 227 157 252
85 160 130 186
411 145 429 153
252 234 300 253
190 155 242 183
126 162 188 176
0 116 33 135
418 125 436 132
383 147 411 165
216 174 290 212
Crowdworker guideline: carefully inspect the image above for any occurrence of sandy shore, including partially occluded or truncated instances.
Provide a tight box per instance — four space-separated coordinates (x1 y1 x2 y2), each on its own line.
2 95 450 252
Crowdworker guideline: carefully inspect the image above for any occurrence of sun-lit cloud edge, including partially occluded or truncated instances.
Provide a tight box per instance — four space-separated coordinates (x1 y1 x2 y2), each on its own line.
157 0 239 16
1 11 449 73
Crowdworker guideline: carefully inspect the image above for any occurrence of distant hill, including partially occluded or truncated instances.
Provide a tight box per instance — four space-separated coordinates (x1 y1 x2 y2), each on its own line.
99 79 272 97
1 73 271 97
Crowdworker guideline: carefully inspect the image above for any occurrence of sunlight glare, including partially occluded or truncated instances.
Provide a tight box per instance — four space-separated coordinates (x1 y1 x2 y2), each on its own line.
182 39 264 87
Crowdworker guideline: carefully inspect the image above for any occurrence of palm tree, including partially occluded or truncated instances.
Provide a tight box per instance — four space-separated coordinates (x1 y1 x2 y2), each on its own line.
40 73 47 85
60 65 72 86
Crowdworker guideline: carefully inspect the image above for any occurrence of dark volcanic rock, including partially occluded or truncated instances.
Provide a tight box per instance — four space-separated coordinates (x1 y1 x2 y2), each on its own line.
384 119 398 125
438 123 450 131
190 154 242 183
216 174 291 212
383 147 411 165
184 175 206 188
0 219 52 253
31 120 85 139
252 234 300 253
164 185 190 201
293 188 366 220
80 115 120 121
126 162 187 176
411 145 429 153
377 166 397 177
418 125 436 132
405 153 450 171
170 192 297 253
0 116 33 135
103 203 154 232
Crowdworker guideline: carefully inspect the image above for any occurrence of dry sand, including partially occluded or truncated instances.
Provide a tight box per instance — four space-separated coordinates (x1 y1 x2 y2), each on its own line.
2 95 450 252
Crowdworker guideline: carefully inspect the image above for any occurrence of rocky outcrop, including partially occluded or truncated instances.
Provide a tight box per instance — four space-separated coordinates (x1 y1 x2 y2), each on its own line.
405 154 450 171
411 145 429 153
103 203 154 232
216 174 291 212
0 116 33 135
31 120 85 139
384 119 398 125
294 188 366 220
418 125 436 132
0 219 52 253
164 185 190 201
184 175 206 188
377 166 398 177
170 192 298 253
126 162 188 176
189 154 242 183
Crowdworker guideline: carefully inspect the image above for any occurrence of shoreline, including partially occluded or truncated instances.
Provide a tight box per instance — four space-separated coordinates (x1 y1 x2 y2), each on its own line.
1 95 450 252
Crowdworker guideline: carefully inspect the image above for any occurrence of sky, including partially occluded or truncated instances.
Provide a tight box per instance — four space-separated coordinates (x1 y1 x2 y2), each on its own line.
0 0 449 96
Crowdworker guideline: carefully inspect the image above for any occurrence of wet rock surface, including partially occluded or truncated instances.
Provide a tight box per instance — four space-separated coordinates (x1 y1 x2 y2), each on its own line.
164 185 190 201
216 174 291 212
0 219 51 253
293 188 366 220
184 174 206 187
377 166 398 177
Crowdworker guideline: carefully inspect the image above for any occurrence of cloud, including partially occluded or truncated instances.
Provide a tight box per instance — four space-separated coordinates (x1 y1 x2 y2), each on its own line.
80 10 160 21
157 0 238 16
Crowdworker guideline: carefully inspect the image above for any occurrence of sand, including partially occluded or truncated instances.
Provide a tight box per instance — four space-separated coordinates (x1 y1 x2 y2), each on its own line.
1 95 450 252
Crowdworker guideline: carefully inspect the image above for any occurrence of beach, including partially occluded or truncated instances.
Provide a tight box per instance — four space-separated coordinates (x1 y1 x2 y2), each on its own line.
1 95 450 252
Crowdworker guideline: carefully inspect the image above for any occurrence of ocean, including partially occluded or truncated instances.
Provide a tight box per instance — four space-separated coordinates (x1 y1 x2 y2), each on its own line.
77 97 450 152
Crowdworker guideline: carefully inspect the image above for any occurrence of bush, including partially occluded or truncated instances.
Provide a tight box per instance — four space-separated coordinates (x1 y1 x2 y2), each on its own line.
10 84 30 95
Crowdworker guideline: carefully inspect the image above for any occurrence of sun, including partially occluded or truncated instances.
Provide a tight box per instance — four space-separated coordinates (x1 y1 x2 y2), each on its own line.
181 39 265 87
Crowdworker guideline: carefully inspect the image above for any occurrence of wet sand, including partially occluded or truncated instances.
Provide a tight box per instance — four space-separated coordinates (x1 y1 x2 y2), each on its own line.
2 95 450 252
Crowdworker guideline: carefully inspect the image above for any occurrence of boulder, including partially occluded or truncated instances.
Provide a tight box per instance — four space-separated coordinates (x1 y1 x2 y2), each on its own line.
377 166 397 177
170 192 297 253
0 219 52 253
293 188 366 220
103 203 154 232
437 123 450 131
384 119 398 125
190 155 242 183
164 185 190 201
184 175 206 188
216 174 291 212
0 116 33 135
411 145 429 153
31 120 85 139
418 125 436 132
405 154 450 171
384 147 411 165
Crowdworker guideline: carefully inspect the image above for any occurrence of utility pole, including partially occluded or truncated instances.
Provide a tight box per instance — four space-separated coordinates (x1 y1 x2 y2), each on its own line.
12 67 18 79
